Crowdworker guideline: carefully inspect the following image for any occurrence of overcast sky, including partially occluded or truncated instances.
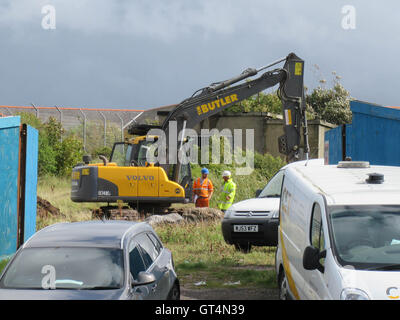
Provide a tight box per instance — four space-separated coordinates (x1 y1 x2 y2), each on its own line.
0 0 399 109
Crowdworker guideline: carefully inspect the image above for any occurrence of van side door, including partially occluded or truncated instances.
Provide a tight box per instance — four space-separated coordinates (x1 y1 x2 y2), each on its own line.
302 201 331 299
279 176 306 299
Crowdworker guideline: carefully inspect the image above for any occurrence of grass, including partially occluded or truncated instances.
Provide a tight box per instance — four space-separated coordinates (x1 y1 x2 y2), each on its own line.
0 259 9 274
155 221 277 289
33 155 284 290
36 175 103 230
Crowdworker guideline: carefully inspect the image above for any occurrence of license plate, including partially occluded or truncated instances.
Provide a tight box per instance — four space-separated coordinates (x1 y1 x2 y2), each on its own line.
234 225 258 232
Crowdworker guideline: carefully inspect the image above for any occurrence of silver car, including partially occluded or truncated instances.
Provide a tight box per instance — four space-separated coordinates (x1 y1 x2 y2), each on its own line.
0 220 180 300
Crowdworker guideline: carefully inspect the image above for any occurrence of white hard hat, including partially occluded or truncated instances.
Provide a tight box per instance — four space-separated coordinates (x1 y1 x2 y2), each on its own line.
222 170 231 177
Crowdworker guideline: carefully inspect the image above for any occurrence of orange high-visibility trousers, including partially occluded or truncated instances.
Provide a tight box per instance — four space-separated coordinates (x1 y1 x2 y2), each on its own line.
195 197 209 208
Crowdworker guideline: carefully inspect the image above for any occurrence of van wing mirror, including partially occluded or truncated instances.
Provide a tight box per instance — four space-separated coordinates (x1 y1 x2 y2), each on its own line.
303 246 326 273
255 189 262 198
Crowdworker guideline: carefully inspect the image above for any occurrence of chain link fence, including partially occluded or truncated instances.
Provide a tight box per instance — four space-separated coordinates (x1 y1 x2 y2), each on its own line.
0 105 145 151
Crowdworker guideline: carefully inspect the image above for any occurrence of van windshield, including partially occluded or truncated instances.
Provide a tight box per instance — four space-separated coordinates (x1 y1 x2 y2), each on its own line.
258 170 284 198
329 205 400 270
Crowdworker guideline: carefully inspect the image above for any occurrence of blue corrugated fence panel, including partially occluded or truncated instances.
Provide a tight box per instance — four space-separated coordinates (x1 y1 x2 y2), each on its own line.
0 117 21 259
24 125 38 241
0 116 21 130
349 101 400 165
351 100 400 122
345 124 353 160
324 126 343 164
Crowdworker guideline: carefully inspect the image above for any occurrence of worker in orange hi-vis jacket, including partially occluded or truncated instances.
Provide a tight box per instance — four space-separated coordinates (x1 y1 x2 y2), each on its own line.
193 168 214 208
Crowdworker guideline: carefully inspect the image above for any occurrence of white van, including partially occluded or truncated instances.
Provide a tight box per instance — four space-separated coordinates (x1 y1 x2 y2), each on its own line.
275 160 400 300
221 159 324 252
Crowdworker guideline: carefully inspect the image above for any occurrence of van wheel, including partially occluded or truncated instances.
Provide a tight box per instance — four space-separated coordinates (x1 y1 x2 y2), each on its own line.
278 270 289 300
234 243 252 253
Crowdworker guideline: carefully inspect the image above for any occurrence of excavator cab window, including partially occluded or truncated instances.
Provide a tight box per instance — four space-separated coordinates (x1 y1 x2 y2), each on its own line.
179 163 193 201
110 142 133 166
137 140 158 166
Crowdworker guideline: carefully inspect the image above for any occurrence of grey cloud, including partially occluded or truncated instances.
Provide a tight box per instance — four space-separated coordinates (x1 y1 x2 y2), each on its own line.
0 0 399 108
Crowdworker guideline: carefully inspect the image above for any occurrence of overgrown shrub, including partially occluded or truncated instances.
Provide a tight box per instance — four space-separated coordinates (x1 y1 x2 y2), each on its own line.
226 91 282 114
16 113 83 177
92 146 113 159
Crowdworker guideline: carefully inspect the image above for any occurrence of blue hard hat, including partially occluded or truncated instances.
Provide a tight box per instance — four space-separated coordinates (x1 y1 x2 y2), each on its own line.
201 168 209 174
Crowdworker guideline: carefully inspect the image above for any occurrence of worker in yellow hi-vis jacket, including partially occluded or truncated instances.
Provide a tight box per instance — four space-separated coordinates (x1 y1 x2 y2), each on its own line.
218 170 236 212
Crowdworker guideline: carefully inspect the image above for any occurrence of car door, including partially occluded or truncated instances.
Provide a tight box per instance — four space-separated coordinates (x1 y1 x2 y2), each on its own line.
136 233 170 299
303 201 330 299
147 232 172 298
128 239 152 300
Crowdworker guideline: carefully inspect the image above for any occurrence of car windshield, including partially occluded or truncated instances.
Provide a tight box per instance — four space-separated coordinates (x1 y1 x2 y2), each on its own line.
258 170 284 198
329 205 400 270
0 247 124 290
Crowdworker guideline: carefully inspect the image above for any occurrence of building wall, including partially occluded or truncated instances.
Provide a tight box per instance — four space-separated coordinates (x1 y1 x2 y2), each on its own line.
197 112 335 159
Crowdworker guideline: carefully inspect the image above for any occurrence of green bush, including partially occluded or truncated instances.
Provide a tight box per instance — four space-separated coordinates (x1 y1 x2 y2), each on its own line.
226 91 282 114
93 146 113 159
254 153 286 180
16 113 83 177
306 81 352 125
55 135 83 176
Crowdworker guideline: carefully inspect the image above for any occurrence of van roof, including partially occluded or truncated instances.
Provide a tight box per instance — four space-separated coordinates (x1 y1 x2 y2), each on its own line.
290 163 400 206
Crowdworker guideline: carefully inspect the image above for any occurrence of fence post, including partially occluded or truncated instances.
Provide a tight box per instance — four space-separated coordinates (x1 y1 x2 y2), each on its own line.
99 111 106 147
30 103 39 119
116 113 124 142
55 105 63 142
79 109 87 153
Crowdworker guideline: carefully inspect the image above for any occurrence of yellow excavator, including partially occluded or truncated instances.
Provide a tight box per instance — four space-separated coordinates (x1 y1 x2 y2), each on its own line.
71 53 309 210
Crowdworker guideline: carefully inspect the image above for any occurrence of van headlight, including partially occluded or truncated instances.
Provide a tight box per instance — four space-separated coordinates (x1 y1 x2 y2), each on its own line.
271 210 279 218
224 209 234 219
340 288 370 300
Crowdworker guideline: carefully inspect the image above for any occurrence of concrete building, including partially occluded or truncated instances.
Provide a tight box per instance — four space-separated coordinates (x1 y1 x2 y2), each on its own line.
197 112 335 159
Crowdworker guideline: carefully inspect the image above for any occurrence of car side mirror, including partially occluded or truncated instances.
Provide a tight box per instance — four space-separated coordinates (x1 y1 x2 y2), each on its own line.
303 246 326 273
132 271 156 287
255 189 262 198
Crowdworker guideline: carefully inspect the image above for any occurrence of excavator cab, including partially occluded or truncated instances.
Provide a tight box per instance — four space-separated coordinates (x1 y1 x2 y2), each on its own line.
108 135 193 203
110 137 156 167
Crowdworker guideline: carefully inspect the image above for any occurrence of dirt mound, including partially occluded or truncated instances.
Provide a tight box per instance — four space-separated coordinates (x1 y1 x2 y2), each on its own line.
145 213 184 226
37 196 63 218
92 206 224 225
173 207 224 223
92 207 143 221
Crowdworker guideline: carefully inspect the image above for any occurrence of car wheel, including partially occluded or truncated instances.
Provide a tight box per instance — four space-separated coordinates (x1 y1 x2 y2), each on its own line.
234 243 252 253
278 269 289 300
167 281 180 300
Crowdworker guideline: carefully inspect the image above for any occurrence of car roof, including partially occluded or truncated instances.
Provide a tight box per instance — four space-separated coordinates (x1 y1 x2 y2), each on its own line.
23 220 151 249
290 163 400 206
